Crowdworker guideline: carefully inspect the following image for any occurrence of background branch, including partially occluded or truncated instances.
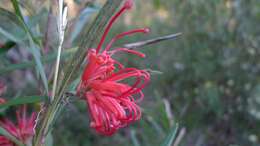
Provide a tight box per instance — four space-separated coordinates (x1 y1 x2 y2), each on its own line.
124 32 182 49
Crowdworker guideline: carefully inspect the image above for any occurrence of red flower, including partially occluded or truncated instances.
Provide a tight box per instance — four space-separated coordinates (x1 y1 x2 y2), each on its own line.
0 99 36 146
77 0 151 135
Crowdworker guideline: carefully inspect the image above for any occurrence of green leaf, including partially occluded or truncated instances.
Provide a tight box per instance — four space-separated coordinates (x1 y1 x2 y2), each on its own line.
10 0 24 20
130 129 141 146
0 95 47 110
160 123 179 146
0 127 25 146
0 3 47 93
28 37 49 94
0 41 16 54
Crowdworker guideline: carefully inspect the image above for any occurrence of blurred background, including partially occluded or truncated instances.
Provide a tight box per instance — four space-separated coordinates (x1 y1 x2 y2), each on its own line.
0 0 260 146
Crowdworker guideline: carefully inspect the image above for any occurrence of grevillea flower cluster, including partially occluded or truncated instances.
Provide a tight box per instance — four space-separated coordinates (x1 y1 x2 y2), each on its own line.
0 99 36 146
76 0 151 135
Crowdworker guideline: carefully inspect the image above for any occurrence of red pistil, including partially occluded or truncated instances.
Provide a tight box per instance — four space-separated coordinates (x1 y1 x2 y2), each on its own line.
110 48 146 58
96 0 134 53
105 28 150 51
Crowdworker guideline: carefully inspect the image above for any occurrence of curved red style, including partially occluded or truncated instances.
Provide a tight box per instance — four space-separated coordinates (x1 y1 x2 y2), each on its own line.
77 0 151 135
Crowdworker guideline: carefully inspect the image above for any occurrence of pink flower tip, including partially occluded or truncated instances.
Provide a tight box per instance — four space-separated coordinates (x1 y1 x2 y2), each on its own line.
124 0 133 9
143 28 150 33
0 98 5 104
139 53 146 58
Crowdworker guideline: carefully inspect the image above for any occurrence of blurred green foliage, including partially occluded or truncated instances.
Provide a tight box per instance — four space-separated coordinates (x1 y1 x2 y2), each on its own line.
0 0 260 146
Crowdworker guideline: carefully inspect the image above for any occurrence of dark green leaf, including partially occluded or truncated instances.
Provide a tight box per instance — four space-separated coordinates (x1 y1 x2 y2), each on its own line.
0 95 47 109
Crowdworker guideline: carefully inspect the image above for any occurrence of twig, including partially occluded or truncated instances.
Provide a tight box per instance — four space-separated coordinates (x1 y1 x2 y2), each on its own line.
33 104 45 135
124 32 182 49
51 0 68 101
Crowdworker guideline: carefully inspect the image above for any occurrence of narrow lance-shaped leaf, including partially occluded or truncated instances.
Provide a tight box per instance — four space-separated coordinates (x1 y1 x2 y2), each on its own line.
0 96 47 110
28 37 49 94
70 7 99 43
160 123 179 146
45 132 53 146
130 130 141 146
